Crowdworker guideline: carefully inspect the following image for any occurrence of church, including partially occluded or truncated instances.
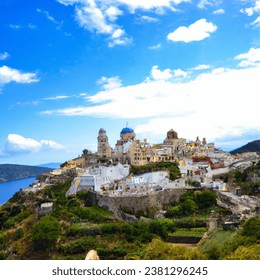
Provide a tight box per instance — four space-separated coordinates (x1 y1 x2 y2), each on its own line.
97 126 214 166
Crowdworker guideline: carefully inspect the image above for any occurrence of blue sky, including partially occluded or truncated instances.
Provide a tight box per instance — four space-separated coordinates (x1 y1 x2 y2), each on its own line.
0 0 260 165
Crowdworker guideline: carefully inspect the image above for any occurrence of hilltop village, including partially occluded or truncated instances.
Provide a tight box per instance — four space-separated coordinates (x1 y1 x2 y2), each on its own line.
2 127 260 260
67 127 231 195
26 126 260 221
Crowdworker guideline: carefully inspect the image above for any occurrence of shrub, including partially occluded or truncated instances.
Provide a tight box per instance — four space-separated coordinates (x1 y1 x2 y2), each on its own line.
143 238 206 260
97 247 127 260
227 244 260 260
195 190 216 209
241 217 260 240
165 206 182 218
179 199 198 215
32 215 61 250
59 236 96 254
149 220 168 238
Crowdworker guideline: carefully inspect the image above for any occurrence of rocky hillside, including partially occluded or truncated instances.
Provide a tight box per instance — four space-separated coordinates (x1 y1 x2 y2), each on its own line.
230 140 260 155
0 164 53 182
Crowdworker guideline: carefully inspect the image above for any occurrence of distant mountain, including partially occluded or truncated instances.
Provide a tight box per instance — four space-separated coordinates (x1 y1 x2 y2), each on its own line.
0 164 53 182
230 140 260 154
36 162 61 169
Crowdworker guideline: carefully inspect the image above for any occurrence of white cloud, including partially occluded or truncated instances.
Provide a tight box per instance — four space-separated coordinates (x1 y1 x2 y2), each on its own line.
28 23 37 30
197 0 211 9
148 43 162 50
240 0 260 16
197 0 222 9
43 95 72 100
74 2 131 47
167 19 217 43
56 0 191 46
0 65 39 85
140 15 159 22
40 140 65 150
0 52 10 61
1 134 64 156
97 76 122 90
150 65 173 80
191 64 211 70
105 6 123 21
213 8 225 15
41 54 260 142
37 8 63 29
240 1 260 27
149 65 188 81
251 16 260 27
75 2 113 34
9 24 21 30
235 47 260 67
111 0 189 12
173 68 188 77
16 101 39 106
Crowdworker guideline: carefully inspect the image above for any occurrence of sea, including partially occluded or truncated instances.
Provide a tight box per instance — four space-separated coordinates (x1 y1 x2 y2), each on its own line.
0 177 36 205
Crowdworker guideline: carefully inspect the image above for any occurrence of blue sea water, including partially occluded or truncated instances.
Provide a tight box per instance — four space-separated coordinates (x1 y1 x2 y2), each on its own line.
0 177 36 205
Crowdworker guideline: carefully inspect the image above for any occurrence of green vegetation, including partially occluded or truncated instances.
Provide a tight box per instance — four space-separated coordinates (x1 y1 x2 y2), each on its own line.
143 238 206 260
0 164 52 182
32 215 61 250
130 161 180 181
0 180 259 260
165 190 217 218
220 162 260 196
200 216 260 259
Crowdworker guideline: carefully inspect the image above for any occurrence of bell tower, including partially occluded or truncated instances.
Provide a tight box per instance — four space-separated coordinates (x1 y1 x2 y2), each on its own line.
97 128 111 157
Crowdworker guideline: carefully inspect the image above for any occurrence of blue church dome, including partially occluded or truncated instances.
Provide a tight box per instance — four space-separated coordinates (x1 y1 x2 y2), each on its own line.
120 127 134 135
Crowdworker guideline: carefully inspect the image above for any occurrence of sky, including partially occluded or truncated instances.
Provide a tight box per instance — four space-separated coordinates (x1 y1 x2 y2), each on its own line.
0 0 260 165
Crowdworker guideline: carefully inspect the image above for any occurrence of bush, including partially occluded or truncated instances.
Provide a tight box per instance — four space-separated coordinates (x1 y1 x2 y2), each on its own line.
148 219 175 238
76 190 89 201
195 190 216 209
241 217 260 240
59 236 96 254
227 244 260 260
97 247 127 260
143 238 206 260
100 223 120 234
32 215 61 250
179 199 198 215
165 206 182 218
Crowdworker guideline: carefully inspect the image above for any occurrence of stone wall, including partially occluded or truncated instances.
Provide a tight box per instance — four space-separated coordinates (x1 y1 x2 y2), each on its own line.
88 188 186 215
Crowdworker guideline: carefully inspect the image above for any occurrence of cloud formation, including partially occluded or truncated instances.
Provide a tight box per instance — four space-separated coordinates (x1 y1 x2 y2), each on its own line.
97 76 122 90
241 1 260 27
167 19 217 43
235 47 260 67
149 65 187 81
197 0 222 9
0 65 39 86
1 134 65 157
56 0 190 46
37 8 63 29
42 47 260 143
0 52 10 61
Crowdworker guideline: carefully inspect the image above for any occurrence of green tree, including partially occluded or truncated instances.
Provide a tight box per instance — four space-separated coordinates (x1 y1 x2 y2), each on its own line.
179 199 198 215
32 215 61 250
195 190 216 209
